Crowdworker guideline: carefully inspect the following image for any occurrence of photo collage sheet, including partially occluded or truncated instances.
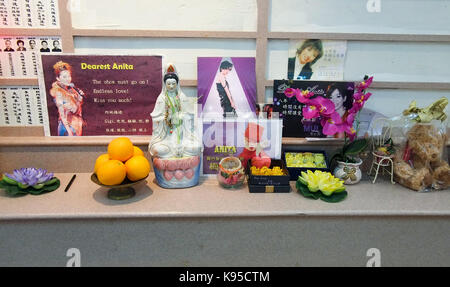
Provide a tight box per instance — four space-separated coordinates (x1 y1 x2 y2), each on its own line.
0 0 61 127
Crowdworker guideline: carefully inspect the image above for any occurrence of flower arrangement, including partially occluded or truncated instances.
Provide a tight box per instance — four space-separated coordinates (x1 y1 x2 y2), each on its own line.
296 170 347 202
0 168 60 196
284 76 374 163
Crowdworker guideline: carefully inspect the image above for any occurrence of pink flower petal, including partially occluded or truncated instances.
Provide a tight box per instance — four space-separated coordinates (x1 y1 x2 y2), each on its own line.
189 156 200 169
164 170 174 181
167 160 177 171
316 96 336 116
174 170 184 180
302 105 319 119
284 88 296 98
185 169 194 179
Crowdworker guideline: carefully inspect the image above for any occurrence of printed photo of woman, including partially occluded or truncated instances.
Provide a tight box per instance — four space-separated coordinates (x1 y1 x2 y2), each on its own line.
325 82 354 138
16 40 26 51
49 61 85 136
287 39 323 80
198 57 257 119
216 60 237 118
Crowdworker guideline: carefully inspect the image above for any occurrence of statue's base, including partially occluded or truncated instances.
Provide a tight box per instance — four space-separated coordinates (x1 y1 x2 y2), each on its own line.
151 156 201 189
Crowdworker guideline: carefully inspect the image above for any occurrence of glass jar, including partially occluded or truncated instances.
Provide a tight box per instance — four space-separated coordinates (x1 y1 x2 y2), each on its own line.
217 157 245 188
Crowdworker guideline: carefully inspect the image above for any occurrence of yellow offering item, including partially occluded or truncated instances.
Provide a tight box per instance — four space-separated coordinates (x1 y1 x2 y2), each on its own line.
94 153 110 174
285 152 327 168
125 155 150 181
299 170 345 196
107 137 134 162
97 160 127 185
251 166 285 176
133 146 145 157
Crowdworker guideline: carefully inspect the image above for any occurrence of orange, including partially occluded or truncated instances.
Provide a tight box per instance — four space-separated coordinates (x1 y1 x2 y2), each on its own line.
94 153 110 174
97 160 127 185
125 155 150 181
107 137 134 162
133 146 144 157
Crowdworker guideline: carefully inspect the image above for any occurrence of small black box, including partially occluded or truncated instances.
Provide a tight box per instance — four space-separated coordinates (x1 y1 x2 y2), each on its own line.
283 150 330 181
248 184 291 193
247 159 291 186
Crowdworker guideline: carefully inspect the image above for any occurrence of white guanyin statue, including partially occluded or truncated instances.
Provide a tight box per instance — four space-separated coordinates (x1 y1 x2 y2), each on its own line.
149 63 202 188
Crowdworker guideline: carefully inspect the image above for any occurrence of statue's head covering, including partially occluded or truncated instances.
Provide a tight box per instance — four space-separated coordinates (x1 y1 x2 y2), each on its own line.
163 63 179 84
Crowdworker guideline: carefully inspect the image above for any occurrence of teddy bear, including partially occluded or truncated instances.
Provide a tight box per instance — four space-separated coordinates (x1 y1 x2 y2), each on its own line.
393 123 450 191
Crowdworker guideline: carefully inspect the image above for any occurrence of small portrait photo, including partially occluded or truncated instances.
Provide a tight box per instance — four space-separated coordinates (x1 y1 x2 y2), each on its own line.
324 82 354 120
28 39 37 50
40 40 50 52
52 40 62 52
4 39 15 52
49 61 86 136
262 104 274 119
287 39 347 81
16 39 26 51
198 57 257 119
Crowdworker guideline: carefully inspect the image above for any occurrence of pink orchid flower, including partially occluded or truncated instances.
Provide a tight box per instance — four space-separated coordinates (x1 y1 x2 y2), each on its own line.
341 112 357 141
315 96 336 117
284 88 314 104
302 104 320 119
302 96 335 119
348 100 363 115
356 76 374 92
355 92 372 107
320 112 344 135
297 90 314 104
284 88 297 98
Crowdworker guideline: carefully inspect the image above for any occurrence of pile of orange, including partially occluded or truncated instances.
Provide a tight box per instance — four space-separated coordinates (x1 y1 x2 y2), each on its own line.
94 137 150 185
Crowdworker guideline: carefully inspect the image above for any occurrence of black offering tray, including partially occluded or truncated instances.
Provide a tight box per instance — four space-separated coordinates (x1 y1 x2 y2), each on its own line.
283 150 330 181
247 159 291 193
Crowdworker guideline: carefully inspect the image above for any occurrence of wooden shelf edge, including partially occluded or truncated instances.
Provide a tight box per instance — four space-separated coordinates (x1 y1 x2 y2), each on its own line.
3 79 449 90
264 80 450 90
0 28 62 37
0 136 151 147
4 136 448 147
0 136 345 147
0 78 39 86
72 29 257 39
268 32 450 42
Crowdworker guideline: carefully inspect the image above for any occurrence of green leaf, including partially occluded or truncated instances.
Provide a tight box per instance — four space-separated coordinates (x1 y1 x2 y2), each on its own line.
319 190 348 203
2 176 18 185
0 181 28 196
296 181 320 200
296 180 347 203
0 178 60 196
44 177 58 186
298 175 308 186
18 182 29 189
28 179 60 195
343 138 368 156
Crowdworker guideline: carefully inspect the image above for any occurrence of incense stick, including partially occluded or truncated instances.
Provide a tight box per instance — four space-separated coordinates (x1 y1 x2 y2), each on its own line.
64 174 76 192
